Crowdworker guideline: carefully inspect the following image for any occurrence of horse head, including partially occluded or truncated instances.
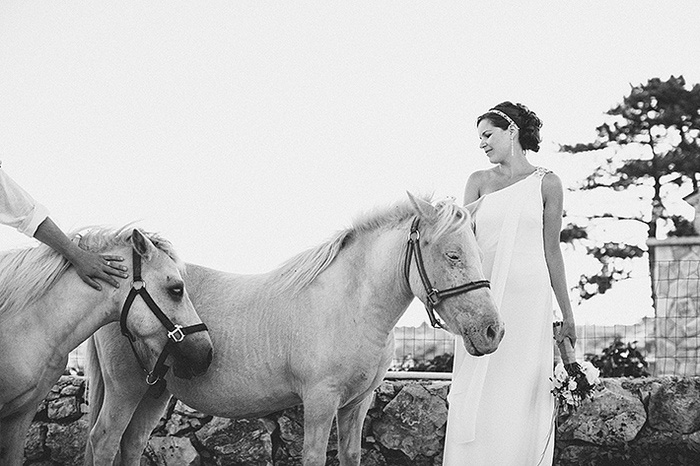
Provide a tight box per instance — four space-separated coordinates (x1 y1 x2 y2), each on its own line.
405 192 504 356
120 229 213 381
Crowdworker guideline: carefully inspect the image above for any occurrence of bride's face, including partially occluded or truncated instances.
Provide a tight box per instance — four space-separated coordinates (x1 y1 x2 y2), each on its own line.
477 119 510 164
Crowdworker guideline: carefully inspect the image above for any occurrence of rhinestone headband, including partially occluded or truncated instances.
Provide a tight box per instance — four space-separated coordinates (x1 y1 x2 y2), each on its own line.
488 109 519 130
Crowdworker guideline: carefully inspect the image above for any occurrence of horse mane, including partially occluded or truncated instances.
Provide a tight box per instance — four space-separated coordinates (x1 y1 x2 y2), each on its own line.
0 225 181 318
271 196 471 294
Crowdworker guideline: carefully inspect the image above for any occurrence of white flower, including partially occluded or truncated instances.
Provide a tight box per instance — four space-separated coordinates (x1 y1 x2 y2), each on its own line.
580 361 601 385
568 379 578 391
554 363 568 383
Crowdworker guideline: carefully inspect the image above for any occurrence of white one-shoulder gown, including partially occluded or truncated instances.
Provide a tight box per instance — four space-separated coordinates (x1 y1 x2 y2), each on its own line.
443 167 555 465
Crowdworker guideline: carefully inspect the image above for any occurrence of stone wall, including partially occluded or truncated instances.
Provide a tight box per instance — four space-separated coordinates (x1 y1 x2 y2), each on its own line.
648 237 700 376
24 375 700 465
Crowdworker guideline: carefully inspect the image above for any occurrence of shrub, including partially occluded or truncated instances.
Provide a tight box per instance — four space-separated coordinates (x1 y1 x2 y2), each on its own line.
411 353 454 372
588 337 650 377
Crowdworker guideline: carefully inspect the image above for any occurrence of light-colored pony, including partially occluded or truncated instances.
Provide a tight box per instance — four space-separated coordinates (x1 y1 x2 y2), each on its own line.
0 227 213 466
85 194 504 466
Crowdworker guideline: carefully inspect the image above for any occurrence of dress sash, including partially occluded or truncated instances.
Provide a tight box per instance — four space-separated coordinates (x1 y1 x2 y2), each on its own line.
445 176 531 444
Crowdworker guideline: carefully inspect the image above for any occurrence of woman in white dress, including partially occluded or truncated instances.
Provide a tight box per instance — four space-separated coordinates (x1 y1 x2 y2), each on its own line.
0 161 127 290
443 102 576 465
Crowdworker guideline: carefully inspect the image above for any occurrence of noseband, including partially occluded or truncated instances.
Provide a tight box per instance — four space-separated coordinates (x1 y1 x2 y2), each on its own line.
404 217 490 329
120 248 208 397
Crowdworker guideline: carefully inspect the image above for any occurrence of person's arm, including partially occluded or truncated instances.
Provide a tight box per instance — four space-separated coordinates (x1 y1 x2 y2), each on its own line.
541 172 576 346
33 218 128 291
1 165 127 290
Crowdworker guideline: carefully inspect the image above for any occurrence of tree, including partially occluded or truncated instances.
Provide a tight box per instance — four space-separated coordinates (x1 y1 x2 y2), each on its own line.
560 75 700 301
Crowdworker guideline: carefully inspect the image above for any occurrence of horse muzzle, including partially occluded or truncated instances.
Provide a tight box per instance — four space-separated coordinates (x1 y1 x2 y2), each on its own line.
170 333 214 379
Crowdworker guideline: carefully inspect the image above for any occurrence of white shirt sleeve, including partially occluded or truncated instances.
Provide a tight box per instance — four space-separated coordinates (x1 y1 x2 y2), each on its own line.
0 163 50 237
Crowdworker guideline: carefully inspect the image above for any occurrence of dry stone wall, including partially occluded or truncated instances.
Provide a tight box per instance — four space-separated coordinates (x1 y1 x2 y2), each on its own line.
23 375 700 465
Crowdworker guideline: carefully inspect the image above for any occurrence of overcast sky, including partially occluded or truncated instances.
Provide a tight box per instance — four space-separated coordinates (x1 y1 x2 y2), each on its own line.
2 1 699 325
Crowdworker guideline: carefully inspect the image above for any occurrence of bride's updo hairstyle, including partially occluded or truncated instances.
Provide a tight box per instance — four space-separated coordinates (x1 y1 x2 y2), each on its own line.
477 102 543 153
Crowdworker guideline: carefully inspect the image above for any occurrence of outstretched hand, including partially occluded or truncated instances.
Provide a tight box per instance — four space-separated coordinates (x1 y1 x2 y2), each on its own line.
70 249 129 291
32 218 130 291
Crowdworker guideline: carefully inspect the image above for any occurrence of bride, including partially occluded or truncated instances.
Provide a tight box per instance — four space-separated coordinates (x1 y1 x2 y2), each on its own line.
443 102 576 465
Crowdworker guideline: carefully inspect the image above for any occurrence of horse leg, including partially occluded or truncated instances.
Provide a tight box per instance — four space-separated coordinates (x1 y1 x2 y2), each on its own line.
86 382 148 466
336 395 373 466
118 393 171 465
0 408 35 466
302 392 340 466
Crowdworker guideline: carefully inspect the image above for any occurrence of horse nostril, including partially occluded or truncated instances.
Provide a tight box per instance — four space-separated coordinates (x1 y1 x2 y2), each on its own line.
486 325 497 341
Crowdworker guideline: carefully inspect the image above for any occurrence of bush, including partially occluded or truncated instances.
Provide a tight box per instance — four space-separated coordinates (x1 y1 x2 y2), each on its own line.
588 337 650 377
412 353 454 372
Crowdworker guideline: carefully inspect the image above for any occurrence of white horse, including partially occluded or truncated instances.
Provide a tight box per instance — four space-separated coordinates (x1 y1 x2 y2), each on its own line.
85 194 504 466
0 227 213 466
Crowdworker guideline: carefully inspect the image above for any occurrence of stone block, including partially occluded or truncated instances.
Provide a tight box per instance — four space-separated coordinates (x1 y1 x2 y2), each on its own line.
372 383 448 459
145 436 200 466
45 418 89 466
649 377 700 434
47 396 81 422
195 416 275 465
558 379 646 446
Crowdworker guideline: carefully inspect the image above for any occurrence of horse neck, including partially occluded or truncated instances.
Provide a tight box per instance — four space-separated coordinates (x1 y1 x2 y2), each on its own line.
348 227 414 333
36 271 123 357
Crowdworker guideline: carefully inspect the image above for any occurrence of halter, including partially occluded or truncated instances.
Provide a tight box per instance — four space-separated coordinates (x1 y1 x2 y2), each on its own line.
120 248 208 397
404 217 491 329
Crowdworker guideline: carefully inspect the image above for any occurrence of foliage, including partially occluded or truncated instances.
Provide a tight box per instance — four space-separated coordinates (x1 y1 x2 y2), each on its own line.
561 222 646 301
391 352 453 372
560 223 588 243
412 352 453 372
668 215 697 237
588 337 650 378
559 75 700 300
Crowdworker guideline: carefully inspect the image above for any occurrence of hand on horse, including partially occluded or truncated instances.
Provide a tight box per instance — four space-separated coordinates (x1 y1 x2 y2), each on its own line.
70 247 129 291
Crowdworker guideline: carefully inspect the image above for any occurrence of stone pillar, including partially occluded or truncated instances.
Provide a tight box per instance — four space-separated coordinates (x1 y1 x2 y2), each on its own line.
648 237 700 376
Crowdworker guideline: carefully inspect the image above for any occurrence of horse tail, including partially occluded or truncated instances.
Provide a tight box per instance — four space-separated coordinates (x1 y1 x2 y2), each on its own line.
84 334 104 463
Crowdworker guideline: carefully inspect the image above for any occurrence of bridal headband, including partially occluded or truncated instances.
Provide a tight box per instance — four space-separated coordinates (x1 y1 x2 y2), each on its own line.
488 109 519 130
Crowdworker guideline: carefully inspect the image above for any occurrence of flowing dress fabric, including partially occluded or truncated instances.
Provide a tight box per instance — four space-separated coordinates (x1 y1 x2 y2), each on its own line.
444 167 554 465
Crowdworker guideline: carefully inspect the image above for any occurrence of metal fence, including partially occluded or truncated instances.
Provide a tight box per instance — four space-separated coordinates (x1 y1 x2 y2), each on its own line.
390 259 700 377
67 259 700 378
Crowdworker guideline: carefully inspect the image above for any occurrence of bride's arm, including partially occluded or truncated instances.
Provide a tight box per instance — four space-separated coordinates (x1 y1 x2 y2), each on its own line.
541 172 577 346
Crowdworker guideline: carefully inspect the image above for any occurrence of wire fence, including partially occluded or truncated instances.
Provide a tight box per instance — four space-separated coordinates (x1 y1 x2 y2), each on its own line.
67 258 700 378
390 259 700 378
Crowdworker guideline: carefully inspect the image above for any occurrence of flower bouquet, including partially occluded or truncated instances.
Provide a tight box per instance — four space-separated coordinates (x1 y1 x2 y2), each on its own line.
552 322 601 414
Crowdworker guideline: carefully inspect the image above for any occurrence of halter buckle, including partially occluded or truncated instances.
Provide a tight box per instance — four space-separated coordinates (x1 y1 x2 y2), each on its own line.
408 229 420 242
427 288 440 306
167 325 186 343
132 279 146 290
145 372 160 386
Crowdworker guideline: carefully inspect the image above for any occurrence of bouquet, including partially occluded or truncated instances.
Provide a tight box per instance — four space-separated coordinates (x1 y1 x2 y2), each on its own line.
552 322 601 414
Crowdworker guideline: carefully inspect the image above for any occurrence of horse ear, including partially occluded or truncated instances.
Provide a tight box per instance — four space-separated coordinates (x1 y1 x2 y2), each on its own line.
407 191 437 219
465 197 483 217
131 229 156 260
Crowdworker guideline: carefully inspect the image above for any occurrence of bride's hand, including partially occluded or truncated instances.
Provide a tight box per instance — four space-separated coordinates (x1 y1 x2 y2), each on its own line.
556 319 577 347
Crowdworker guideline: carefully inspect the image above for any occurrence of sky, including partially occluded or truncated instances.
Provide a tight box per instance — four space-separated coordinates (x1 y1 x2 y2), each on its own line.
1 1 699 326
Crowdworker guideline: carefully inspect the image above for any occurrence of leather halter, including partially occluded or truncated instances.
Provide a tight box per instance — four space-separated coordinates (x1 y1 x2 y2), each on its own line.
404 217 491 329
120 248 208 397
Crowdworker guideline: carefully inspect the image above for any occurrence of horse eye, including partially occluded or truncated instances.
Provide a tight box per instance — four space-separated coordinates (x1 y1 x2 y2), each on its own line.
168 286 184 298
446 252 460 261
